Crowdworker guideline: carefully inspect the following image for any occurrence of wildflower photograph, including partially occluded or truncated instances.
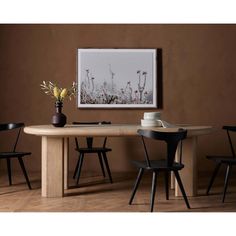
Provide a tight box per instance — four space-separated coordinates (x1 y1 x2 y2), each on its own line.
77 49 157 108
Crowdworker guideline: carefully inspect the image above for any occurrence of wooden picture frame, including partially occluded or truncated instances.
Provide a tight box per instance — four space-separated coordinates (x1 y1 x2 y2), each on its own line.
77 48 158 108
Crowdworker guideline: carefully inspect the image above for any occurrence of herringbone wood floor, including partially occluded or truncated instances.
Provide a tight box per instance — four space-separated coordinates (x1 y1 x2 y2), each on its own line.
0 170 236 212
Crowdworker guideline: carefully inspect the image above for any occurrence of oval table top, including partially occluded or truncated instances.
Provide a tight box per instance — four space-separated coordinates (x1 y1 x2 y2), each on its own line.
24 124 213 137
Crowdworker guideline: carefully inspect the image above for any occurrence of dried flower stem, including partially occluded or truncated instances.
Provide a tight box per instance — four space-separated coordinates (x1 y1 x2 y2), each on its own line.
40 81 76 102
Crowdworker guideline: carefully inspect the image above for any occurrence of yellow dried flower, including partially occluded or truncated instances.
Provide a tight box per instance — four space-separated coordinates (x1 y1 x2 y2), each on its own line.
53 87 60 99
60 88 68 99
40 81 76 101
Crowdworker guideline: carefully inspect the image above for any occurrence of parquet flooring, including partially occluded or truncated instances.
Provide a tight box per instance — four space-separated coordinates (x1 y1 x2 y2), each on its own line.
0 171 236 212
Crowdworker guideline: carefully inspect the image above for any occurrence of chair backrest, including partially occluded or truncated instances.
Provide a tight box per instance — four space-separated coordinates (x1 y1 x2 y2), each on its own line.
0 123 24 152
223 126 236 158
137 128 187 168
73 121 111 149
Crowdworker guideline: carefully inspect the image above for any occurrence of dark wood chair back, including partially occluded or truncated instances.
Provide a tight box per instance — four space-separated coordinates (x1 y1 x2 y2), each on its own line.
137 128 187 168
0 123 25 152
72 121 111 149
222 126 236 158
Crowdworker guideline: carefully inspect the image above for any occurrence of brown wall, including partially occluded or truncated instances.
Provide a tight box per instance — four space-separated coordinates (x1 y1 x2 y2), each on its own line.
0 24 236 174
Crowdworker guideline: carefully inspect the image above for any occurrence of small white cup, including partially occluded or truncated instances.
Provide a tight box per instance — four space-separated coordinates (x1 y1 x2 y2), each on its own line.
141 119 162 127
143 112 161 120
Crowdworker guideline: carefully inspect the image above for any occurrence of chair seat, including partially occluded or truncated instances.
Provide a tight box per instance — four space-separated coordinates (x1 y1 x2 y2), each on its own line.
206 155 236 164
75 147 112 153
132 159 184 170
206 125 236 203
0 151 31 159
0 123 32 190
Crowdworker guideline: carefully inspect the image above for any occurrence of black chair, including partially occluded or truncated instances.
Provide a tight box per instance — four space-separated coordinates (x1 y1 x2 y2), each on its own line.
129 129 190 212
0 123 31 189
206 126 236 203
72 121 113 186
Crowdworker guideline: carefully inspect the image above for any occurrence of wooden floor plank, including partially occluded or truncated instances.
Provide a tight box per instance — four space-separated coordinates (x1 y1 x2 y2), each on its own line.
0 171 236 212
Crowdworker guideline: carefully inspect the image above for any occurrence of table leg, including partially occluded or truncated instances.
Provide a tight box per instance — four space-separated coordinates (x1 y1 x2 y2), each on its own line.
41 136 64 197
64 137 69 190
170 171 175 190
172 137 198 197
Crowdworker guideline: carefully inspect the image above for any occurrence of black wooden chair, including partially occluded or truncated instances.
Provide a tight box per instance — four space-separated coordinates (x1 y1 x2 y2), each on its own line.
206 126 236 202
72 121 113 186
0 123 31 189
129 128 190 212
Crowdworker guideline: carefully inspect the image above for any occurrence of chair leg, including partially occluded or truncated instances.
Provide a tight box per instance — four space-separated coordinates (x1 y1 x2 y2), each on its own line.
150 171 158 212
129 168 144 205
206 163 221 195
98 152 106 177
73 155 80 179
6 158 12 186
174 170 190 209
102 152 113 183
76 153 84 185
222 165 232 203
18 157 31 190
165 171 169 200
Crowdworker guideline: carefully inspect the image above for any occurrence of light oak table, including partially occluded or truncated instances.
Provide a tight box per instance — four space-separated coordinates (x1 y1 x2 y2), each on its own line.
24 124 212 198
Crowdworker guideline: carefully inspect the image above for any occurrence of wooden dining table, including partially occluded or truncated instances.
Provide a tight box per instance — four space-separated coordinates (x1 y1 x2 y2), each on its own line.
24 124 213 198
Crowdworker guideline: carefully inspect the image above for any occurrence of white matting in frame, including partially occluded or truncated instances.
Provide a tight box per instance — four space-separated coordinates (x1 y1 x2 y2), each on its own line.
77 48 157 108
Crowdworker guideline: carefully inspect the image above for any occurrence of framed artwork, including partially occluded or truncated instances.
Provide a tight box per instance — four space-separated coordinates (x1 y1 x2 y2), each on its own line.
77 48 157 108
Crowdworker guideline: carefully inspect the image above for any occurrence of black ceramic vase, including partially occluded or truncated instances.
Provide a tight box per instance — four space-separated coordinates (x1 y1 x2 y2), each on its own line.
52 101 67 127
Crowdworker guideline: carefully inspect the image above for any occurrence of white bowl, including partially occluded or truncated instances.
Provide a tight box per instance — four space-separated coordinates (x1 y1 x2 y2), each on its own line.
144 112 161 120
141 119 162 127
